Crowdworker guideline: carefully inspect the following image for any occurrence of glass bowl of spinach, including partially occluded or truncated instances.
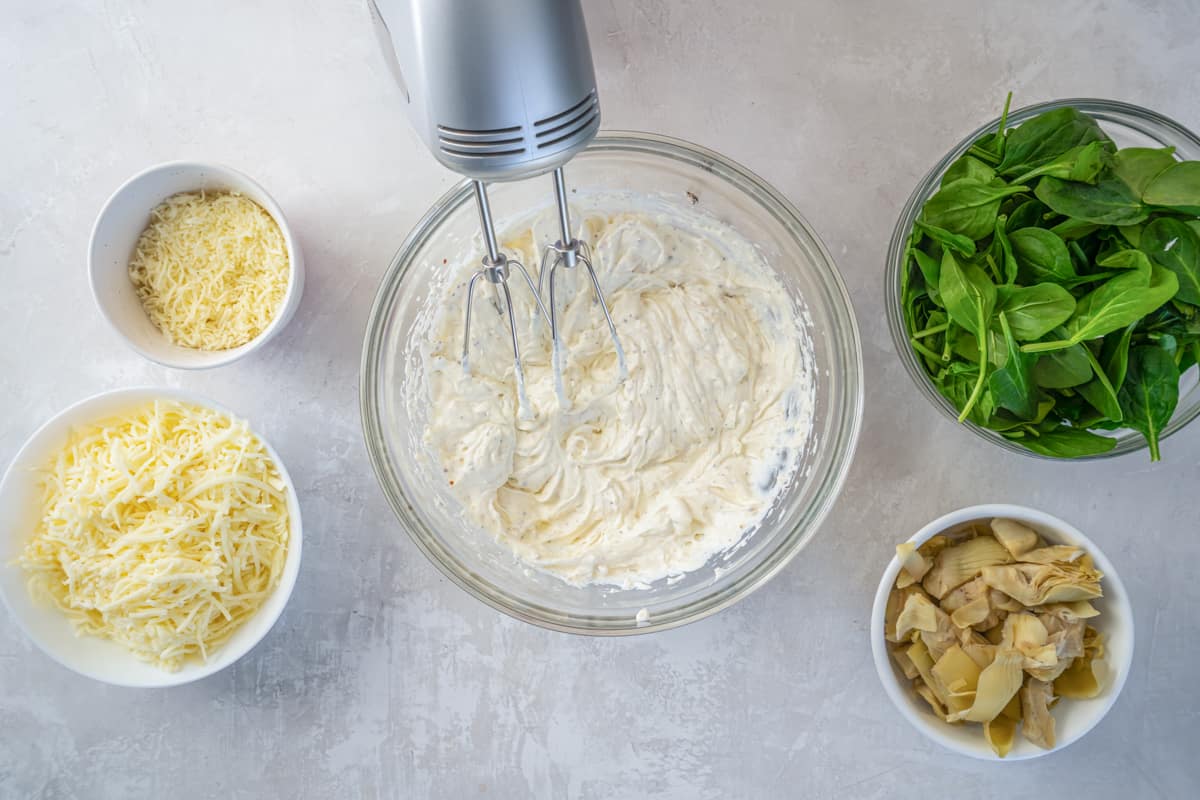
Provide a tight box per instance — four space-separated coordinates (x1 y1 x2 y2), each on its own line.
887 98 1200 460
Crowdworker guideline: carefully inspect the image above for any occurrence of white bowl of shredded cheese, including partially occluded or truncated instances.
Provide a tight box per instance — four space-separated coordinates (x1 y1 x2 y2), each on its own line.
0 388 303 687
89 162 304 369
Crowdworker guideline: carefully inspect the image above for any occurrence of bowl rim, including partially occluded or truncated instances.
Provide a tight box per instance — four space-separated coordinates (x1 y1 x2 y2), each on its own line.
360 129 864 635
869 503 1135 761
87 160 303 370
884 97 1200 460
0 386 303 687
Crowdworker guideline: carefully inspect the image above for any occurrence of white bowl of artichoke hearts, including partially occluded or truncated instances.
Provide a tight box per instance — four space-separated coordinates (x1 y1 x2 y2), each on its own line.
89 161 304 368
0 388 302 687
871 504 1133 760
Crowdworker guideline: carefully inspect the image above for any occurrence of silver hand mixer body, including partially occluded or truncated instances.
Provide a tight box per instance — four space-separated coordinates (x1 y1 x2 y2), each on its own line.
369 0 626 410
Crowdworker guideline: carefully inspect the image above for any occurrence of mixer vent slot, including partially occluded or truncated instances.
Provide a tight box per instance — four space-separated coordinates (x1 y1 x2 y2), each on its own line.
534 90 599 150
437 123 527 159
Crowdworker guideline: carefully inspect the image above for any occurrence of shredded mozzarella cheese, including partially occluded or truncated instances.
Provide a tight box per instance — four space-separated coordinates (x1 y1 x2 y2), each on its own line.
18 400 291 671
128 191 289 351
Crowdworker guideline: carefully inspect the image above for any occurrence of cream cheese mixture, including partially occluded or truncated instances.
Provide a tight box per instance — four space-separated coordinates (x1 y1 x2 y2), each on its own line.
420 197 814 588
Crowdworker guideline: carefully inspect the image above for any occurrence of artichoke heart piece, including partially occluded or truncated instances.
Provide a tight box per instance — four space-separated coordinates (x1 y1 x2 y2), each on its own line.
991 518 1041 557
931 645 983 715
949 649 1024 723
1021 678 1058 750
923 536 1014 599
950 595 992 629
1019 545 1085 565
914 679 953 722
885 585 931 642
984 715 1018 758
980 561 1102 606
896 542 931 583
895 592 940 640
1056 626 1106 698
890 645 921 680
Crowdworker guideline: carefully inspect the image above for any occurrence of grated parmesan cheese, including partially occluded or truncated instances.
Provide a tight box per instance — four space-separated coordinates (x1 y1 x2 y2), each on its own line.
128 191 289 351
18 400 291 671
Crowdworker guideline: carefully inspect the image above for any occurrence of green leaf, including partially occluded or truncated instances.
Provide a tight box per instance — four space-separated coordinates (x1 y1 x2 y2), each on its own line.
910 248 942 302
922 178 1029 240
942 155 996 187
1143 161 1200 214
938 250 997 338
914 220 976 257
1011 141 1112 185
1141 217 1200 305
1118 345 1181 461
1112 147 1177 196
998 283 1076 340
1007 426 1118 457
1100 323 1136 390
1077 346 1123 423
1033 342 1093 388
989 313 1038 419
1007 199 1049 231
991 214 1019 284
1009 227 1075 282
1035 175 1149 225
938 251 996 422
1024 262 1179 351
998 107 1111 177
1049 217 1101 241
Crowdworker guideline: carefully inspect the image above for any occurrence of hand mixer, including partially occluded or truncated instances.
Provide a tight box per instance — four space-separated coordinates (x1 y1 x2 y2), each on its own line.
368 0 628 411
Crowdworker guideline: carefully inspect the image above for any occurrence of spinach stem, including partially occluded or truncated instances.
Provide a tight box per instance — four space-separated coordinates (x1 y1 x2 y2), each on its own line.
913 322 950 340
1082 347 1122 422
1021 339 1074 354
909 338 942 362
958 309 989 423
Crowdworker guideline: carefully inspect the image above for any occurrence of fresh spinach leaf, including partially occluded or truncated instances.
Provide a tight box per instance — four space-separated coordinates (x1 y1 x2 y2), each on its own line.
1143 162 1200 214
1011 140 1112 185
1007 199 1049 231
938 250 997 337
989 313 1038 419
997 283 1075 340
1032 342 1093 388
1009 227 1074 282
1141 217 1200 304
1006 425 1118 457
942 155 996 187
1024 262 1178 351
914 220 976 256
1077 346 1123 423
1118 345 1181 461
991 214 1019 284
1035 175 1149 225
998 107 1110 177
922 178 1029 240
1112 147 1177 196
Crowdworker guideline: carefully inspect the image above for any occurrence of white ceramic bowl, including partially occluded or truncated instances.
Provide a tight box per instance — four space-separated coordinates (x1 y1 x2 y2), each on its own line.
0 388 303 687
870 504 1134 761
88 162 305 369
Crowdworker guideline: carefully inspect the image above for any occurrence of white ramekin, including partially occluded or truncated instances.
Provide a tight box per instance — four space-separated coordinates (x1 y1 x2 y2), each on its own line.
88 162 304 369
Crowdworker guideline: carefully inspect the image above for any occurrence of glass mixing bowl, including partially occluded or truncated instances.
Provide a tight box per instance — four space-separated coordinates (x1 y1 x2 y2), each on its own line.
361 132 863 634
885 99 1200 460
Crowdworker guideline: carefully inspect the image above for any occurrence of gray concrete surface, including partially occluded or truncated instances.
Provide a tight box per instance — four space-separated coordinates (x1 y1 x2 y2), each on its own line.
2 1 1198 797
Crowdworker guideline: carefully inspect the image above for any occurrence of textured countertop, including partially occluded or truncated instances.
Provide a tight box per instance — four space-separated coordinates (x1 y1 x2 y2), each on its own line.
2 1 1198 797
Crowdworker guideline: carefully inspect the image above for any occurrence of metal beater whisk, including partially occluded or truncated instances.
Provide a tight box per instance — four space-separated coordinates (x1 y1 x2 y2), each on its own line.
461 180 550 416
371 0 626 411
538 167 629 408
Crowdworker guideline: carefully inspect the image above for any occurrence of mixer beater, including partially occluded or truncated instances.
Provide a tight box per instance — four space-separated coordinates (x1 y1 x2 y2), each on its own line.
460 180 551 417
370 0 626 411
539 167 629 408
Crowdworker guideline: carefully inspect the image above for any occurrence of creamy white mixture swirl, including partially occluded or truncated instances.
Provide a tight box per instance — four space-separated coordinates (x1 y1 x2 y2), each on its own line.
421 199 813 587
